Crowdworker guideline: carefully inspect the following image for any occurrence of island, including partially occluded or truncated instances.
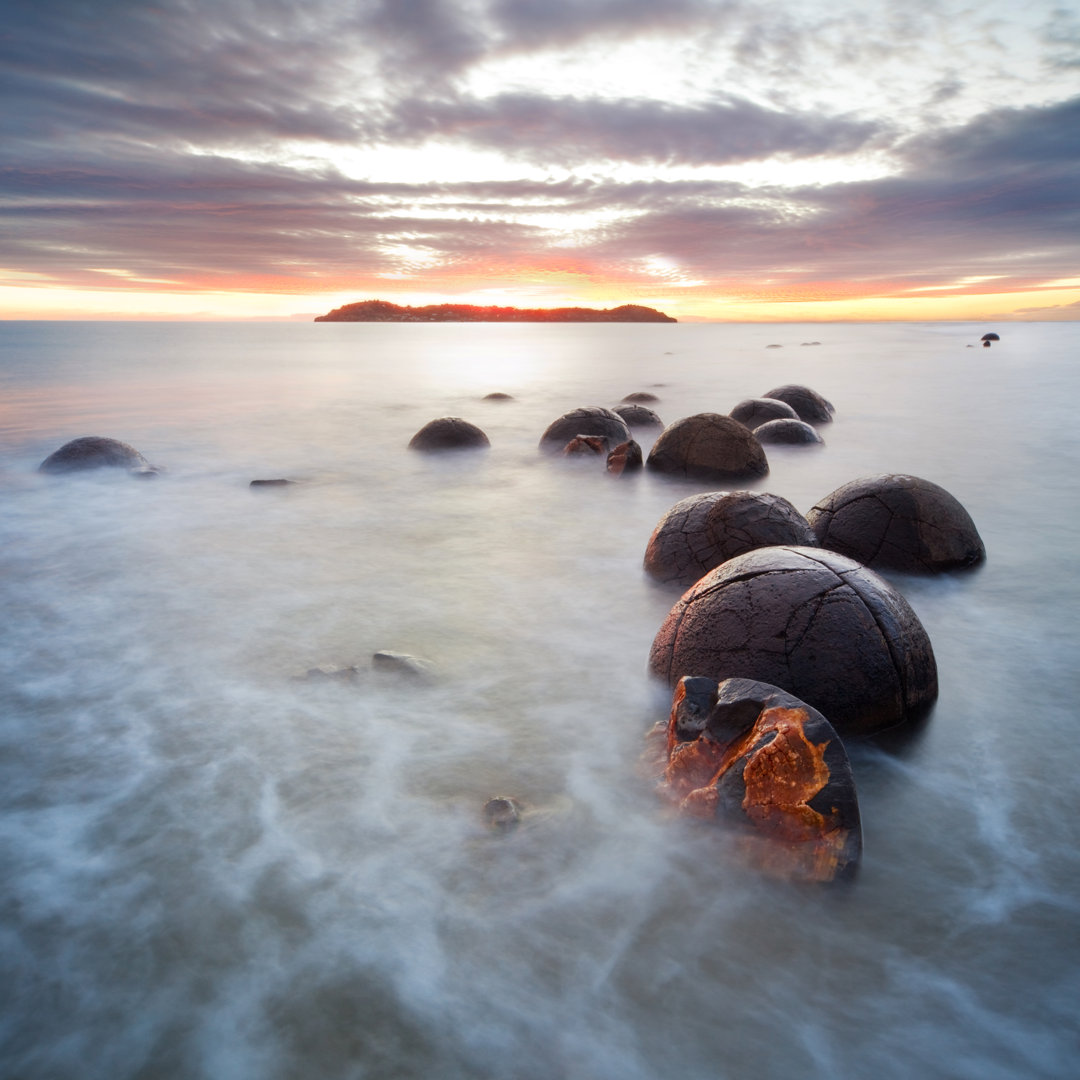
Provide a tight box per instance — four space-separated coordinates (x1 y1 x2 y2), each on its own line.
314 300 676 323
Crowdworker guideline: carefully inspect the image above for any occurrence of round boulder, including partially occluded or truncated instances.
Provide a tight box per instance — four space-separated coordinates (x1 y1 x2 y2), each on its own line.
539 406 631 453
807 474 985 573
38 436 158 475
729 397 798 429
754 419 824 445
648 545 938 737
621 391 660 403
482 392 514 401
612 403 663 428
646 413 768 481
408 417 490 452
644 490 818 585
761 384 835 424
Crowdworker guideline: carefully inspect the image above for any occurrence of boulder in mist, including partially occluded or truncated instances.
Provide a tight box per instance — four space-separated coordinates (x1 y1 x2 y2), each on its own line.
646 413 768 481
729 397 799 429
408 417 490 452
539 406 631 452
761 385 835 424
754 419 824 445
38 436 159 476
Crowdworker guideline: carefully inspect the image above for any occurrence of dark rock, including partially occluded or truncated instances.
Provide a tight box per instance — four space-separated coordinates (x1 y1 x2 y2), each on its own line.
621 391 660 403
754 419 825 445
539 407 631 453
607 439 643 476
483 392 514 401
612 403 663 427
644 490 818 585
981 332 1000 341
807 474 985 573
294 664 361 683
38 436 159 476
563 435 610 457
648 545 938 737
983 340 991 347
729 397 799 429
250 478 300 488
372 651 438 681
408 417 490 452
761 384 835 424
646 413 768 481
647 676 862 882
483 796 524 832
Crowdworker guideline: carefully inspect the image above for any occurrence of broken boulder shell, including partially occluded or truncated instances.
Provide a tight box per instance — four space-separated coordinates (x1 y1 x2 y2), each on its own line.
38 436 159 476
648 545 938 738
807 474 985 573
729 397 799 429
646 413 768 482
539 406 631 453
644 676 862 882
754 418 824 445
607 439 643 476
644 490 818 586
761 385 835 424
408 417 490 451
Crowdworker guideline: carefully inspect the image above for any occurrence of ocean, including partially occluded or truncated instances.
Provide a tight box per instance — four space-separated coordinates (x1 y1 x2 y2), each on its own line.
1 319 1077 1079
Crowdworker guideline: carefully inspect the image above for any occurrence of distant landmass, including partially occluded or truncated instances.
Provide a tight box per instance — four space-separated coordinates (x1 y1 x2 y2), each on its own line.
314 300 676 323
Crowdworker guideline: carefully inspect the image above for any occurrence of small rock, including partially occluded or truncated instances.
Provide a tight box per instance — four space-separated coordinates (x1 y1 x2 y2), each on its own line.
372 650 438 682
482 796 524 832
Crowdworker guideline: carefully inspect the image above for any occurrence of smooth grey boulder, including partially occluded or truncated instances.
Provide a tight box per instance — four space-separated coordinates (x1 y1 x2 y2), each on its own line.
644 490 818 585
648 545 938 737
539 407 631 453
754 419 824 445
761 385 835 424
807 474 985 573
729 397 798 429
38 436 158 476
646 413 768 481
612 403 663 428
408 417 490 452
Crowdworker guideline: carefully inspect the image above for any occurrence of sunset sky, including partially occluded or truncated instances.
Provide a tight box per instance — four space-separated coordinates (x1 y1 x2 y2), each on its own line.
2 0 1079 321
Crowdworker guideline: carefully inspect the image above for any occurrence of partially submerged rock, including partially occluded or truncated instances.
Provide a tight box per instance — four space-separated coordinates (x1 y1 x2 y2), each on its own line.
729 397 798 429
621 391 660 403
646 413 769 482
38 436 159 476
482 796 524 833
807 474 985 573
250 478 301 488
645 676 862 882
606 439 643 476
408 417 490 452
372 650 438 682
483 392 514 401
648 545 938 738
612 403 663 428
761 385 835 424
539 407 631 452
754 419 824 445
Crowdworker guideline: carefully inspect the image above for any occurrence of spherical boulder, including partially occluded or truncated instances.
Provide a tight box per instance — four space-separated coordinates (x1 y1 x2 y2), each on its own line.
761 384 835 424
754 418 824 445
408 417 490 452
612 403 663 428
646 676 862 882
621 391 660 403
539 406 631 453
807 474 985 573
729 397 798 429
648 546 938 737
646 413 768 481
38 436 158 476
644 490 818 585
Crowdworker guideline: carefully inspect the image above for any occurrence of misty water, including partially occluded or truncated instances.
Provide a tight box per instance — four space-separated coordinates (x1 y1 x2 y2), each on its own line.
1 320 1078 1079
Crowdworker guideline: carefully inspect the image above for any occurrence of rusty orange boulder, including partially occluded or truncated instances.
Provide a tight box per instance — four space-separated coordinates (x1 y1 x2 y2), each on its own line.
646 413 768 481
648 545 937 737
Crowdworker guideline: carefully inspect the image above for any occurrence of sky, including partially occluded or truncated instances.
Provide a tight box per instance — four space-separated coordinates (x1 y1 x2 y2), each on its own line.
2 0 1079 322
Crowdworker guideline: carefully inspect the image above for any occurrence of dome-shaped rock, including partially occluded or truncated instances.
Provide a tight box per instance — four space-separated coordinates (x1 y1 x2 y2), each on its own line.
644 490 818 585
621 391 660 403
754 418 824 445
539 406 631 453
38 436 158 475
648 546 938 737
729 397 798 429
761 385 835 424
612 403 663 427
807 474 985 573
980 332 1000 342
646 413 768 481
482 391 514 401
644 676 862 882
408 417 490 452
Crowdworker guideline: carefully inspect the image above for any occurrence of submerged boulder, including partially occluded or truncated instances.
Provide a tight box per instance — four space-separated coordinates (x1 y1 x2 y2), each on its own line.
644 490 818 585
646 413 768 481
729 397 799 429
761 385 835 424
621 391 660 403
539 407 631 453
38 436 159 476
807 474 985 573
754 418 824 445
645 676 862 882
612 403 664 428
648 545 938 737
408 417 490 452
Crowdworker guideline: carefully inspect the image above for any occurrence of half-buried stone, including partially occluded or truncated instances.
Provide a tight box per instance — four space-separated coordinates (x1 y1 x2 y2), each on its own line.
539 406 631 453
808 474 985 573
642 676 862 882
729 397 799 429
38 436 159 476
646 413 768 481
754 418 824 445
648 545 938 738
644 490 818 585
612 403 663 428
761 384 835 424
408 417 490 451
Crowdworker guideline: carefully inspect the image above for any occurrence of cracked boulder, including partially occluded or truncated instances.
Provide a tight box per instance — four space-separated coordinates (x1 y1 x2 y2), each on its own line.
761 384 835 424
408 417 490 451
606 439 643 476
648 545 938 737
646 413 769 481
643 676 862 882
38 436 159 476
754 418 824 445
539 406 631 453
644 490 818 585
729 397 799 429
807 474 985 573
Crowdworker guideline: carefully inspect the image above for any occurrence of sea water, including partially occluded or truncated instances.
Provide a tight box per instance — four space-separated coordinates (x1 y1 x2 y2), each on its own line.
1 320 1078 1079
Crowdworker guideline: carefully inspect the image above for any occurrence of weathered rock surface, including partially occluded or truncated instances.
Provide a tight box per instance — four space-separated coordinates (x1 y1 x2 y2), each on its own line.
648 546 938 737
761 385 835 424
646 413 769 481
606 439 643 476
754 418 824 445
539 407 631 453
612 403 663 427
38 436 158 476
563 435 610 457
408 417 490 452
807 474 985 573
643 676 862 882
644 490 818 585
729 397 798 429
